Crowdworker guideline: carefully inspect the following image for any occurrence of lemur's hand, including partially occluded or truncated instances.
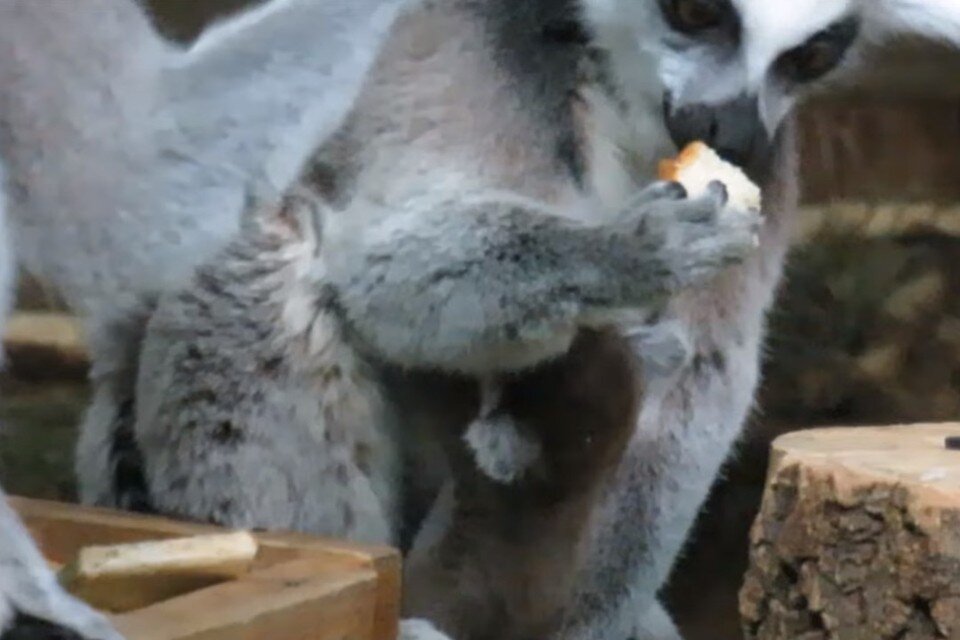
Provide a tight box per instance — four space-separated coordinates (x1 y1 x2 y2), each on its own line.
610 180 761 299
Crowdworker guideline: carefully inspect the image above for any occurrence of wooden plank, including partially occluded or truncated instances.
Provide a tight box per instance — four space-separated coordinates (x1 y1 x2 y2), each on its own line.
111 558 378 640
10 497 401 640
255 530 401 640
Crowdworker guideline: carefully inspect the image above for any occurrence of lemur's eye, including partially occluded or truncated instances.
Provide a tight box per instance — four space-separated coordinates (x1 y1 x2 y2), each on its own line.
663 0 727 34
775 17 860 84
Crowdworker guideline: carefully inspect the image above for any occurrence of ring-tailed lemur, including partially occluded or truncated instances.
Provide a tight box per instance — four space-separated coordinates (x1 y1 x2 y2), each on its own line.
112 1 960 640
2 0 960 639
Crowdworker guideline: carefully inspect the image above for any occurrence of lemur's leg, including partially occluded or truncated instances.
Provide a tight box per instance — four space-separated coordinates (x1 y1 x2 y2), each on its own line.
0 187 116 639
132 191 398 545
403 329 640 640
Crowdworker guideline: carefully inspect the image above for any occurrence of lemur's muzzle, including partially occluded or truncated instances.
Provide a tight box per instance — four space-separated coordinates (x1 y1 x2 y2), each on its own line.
664 94 775 183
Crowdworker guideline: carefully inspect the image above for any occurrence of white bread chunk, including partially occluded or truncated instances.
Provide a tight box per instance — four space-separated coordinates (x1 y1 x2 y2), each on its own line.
59 531 258 612
658 141 762 212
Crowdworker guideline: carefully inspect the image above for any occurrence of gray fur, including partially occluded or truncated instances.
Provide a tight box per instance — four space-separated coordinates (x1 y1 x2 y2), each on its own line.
400 619 457 640
296 2 793 637
0 0 414 509
134 191 399 545
121 3 764 639
0 488 122 639
557 124 799 640
324 183 758 374
0 0 413 319
0 0 414 510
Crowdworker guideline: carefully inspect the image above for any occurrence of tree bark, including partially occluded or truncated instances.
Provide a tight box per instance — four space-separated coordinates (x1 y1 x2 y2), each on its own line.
740 425 960 640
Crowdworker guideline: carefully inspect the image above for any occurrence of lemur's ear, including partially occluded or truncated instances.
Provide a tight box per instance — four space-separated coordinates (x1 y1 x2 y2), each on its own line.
868 0 960 46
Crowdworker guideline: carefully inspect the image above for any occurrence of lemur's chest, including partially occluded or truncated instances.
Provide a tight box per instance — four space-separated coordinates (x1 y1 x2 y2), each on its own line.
314 0 667 218
572 43 677 212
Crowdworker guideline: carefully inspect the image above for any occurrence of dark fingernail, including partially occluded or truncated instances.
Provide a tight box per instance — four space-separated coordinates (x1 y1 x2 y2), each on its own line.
707 181 728 206
664 181 688 199
945 436 960 451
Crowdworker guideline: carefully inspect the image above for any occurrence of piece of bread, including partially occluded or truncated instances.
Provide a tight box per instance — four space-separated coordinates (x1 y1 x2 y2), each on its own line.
58 531 258 613
658 141 762 212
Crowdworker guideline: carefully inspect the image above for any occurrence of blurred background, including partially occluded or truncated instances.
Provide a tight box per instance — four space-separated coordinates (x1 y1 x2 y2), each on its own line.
2 3 960 639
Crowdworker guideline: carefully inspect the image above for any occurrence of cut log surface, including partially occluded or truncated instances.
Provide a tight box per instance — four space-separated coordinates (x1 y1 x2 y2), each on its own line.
740 424 960 640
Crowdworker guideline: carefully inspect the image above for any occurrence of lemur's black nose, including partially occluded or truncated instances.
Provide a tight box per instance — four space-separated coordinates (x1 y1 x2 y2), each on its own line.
664 94 774 182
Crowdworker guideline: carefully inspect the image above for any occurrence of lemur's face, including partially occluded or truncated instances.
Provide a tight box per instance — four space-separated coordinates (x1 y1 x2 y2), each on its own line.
658 0 862 130
580 0 957 175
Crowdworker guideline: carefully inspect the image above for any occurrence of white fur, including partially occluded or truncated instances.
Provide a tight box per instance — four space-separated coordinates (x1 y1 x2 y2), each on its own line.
581 0 884 135
400 619 456 640
873 0 960 44
464 415 542 484
735 0 853 83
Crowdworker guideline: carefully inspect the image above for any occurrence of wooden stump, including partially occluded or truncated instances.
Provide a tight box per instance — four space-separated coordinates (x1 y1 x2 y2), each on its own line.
740 425 960 640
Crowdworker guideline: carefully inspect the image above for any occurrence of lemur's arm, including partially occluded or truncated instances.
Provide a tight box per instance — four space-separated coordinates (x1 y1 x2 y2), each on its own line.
324 182 758 374
0 0 412 319
163 0 414 192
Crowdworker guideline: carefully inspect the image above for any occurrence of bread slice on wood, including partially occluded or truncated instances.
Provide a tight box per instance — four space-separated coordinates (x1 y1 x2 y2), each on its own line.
659 141 762 212
59 531 258 612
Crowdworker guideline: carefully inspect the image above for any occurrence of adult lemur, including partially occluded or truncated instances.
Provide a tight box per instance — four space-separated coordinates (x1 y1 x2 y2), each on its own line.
1 0 959 639
113 1 960 639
